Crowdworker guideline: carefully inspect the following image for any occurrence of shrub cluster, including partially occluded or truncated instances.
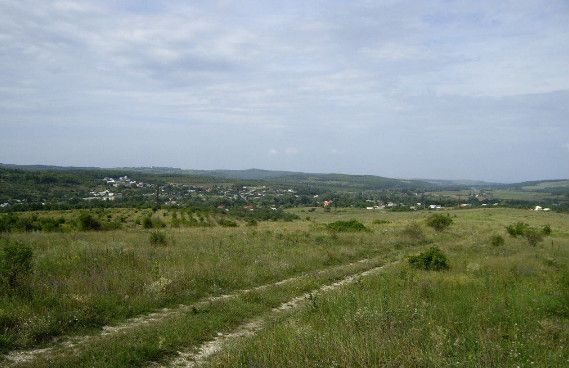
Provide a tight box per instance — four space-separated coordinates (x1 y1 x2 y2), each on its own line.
408 246 449 271
0 213 66 233
506 222 551 246
326 219 368 232
505 222 530 237
426 214 453 231
542 224 552 236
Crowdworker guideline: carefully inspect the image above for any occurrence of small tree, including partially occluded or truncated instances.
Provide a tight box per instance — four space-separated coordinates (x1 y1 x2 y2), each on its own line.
426 214 453 231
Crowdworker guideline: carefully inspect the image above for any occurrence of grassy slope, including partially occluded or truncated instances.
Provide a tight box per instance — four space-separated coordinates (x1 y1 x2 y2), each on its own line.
0 212 396 352
208 209 569 367
1 208 567 367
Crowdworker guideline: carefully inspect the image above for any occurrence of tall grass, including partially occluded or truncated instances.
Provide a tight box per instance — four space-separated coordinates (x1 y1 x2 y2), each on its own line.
0 217 394 352
207 209 569 367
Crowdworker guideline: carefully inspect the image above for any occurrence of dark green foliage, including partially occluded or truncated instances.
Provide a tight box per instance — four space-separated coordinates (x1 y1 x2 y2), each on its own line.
326 219 367 232
524 227 544 247
0 241 33 294
490 234 505 247
542 224 552 236
425 214 453 231
149 231 167 245
0 213 66 233
505 222 550 246
408 246 449 271
78 213 102 231
506 222 530 237
246 219 258 226
142 217 153 229
218 218 238 227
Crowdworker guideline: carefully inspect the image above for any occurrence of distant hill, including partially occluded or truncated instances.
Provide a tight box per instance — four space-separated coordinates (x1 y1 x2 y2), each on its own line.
421 179 502 188
185 168 302 180
2 163 566 193
0 164 440 191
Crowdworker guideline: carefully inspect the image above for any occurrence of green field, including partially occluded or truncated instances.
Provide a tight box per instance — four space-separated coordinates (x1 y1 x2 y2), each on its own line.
0 208 567 367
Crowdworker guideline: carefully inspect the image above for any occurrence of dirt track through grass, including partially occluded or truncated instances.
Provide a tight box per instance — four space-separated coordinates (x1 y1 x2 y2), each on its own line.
2 256 384 366
159 261 399 368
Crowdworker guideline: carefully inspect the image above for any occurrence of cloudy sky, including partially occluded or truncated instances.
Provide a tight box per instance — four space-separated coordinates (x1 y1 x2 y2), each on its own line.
1 0 568 182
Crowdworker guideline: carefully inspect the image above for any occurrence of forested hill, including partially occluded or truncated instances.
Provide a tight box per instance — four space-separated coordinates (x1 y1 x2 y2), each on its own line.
1 164 447 191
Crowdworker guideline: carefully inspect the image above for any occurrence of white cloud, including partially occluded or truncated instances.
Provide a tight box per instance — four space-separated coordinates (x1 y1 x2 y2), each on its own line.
0 0 568 181
284 147 299 155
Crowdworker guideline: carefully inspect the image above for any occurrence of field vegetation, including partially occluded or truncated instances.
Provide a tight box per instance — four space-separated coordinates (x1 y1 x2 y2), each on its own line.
0 207 566 367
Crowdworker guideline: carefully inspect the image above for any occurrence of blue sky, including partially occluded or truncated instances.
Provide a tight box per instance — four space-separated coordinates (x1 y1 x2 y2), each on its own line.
1 0 568 182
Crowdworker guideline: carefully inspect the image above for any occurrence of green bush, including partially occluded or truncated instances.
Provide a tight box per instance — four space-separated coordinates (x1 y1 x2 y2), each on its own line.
246 219 258 226
408 246 449 271
506 222 530 237
78 213 102 231
149 231 167 245
326 219 367 232
490 234 505 247
505 222 550 246
426 214 453 231
542 224 552 236
524 227 544 247
0 241 33 294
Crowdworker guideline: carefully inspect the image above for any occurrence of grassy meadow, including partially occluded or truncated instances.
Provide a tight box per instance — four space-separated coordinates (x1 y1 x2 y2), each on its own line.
0 207 567 367
209 209 569 367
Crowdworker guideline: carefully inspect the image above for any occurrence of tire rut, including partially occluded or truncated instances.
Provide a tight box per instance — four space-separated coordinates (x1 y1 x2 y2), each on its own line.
2 256 382 365
159 260 399 368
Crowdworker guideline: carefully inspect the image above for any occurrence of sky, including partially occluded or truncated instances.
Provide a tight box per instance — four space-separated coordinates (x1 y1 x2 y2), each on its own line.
1 0 568 183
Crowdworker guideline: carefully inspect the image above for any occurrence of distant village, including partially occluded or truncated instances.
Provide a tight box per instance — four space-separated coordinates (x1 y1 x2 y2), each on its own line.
0 174 558 213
